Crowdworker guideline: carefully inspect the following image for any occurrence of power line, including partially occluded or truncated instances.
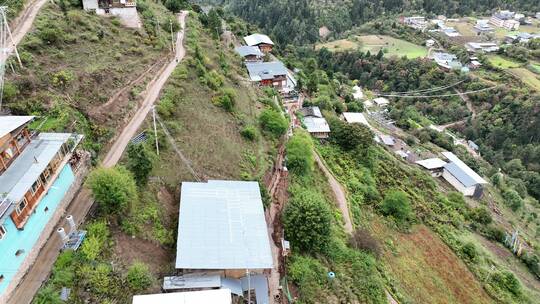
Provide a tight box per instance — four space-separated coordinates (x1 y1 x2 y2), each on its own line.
385 79 467 95
374 85 500 98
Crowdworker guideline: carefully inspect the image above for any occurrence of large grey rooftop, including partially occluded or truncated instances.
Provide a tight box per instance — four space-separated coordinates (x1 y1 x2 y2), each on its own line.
245 61 288 81
442 152 487 187
175 180 273 270
235 45 263 57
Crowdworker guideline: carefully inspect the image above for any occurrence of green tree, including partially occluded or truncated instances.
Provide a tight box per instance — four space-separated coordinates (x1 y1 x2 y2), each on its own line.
259 109 288 137
328 117 373 151
381 190 412 224
286 131 314 174
127 143 154 186
86 166 138 214
283 189 332 253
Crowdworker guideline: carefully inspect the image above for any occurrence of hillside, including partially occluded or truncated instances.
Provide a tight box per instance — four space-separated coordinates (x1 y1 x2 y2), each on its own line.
4 0 178 155
226 0 540 46
31 10 279 303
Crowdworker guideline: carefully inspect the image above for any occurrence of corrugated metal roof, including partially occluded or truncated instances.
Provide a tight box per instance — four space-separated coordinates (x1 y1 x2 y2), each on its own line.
244 34 274 46
235 46 263 57
342 112 369 126
132 289 232 304
245 61 287 81
175 181 273 270
0 133 82 223
0 116 34 138
300 106 322 118
442 152 487 186
415 158 447 169
303 117 330 133
379 134 395 146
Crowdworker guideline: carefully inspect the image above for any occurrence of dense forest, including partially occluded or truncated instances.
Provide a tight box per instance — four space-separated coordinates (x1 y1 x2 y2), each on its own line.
226 0 540 45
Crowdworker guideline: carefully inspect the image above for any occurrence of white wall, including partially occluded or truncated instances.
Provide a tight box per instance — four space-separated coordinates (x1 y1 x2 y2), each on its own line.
442 169 476 196
82 0 99 10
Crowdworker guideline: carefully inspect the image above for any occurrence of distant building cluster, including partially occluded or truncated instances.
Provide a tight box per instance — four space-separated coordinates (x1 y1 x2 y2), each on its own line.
489 10 521 30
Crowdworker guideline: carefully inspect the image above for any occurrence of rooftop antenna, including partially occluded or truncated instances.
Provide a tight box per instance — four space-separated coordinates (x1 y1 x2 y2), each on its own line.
0 6 23 112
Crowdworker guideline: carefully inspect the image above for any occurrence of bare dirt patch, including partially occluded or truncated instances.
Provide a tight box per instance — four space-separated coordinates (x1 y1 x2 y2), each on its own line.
380 224 492 304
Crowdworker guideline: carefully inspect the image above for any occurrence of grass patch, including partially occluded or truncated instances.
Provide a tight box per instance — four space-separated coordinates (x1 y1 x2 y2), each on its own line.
487 55 522 69
508 68 540 90
317 35 428 58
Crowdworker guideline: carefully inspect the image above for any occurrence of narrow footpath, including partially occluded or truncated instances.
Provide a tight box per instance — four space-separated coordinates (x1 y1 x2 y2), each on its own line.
314 152 353 234
6 11 188 304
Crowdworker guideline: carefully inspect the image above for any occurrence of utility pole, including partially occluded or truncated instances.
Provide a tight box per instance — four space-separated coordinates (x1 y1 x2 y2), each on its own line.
0 7 22 67
152 106 159 156
246 269 251 304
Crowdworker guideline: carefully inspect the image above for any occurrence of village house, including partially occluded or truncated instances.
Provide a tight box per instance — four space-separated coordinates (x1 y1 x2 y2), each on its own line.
432 52 463 71
402 16 427 30
426 39 435 47
415 158 447 177
465 42 499 53
373 97 389 107
490 11 520 30
133 289 232 304
473 20 495 35
504 32 540 44
536 12 540 20
442 27 461 37
441 152 488 198
469 60 482 69
341 112 370 128
245 61 290 91
235 46 263 62
0 116 84 301
82 0 140 28
378 134 396 146
243 34 274 53
300 106 331 139
174 180 273 304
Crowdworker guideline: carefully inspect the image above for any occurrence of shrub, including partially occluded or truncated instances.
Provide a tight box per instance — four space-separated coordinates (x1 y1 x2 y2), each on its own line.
380 190 412 224
86 166 138 214
214 88 236 111
34 286 63 304
240 126 258 141
502 188 523 211
283 189 332 253
469 207 493 225
286 131 314 174
349 228 382 257
287 255 327 300
126 262 153 292
490 270 522 296
259 109 288 137
126 143 154 186
485 225 506 243
51 70 74 87
86 263 112 295
461 242 478 263
37 27 65 44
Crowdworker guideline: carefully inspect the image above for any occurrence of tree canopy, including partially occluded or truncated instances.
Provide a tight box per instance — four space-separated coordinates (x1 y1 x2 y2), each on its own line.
86 166 138 214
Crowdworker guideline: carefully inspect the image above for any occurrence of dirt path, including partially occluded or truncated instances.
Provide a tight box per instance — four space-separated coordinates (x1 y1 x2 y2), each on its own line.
8 0 49 52
5 12 188 304
314 152 353 234
102 11 188 167
455 88 476 119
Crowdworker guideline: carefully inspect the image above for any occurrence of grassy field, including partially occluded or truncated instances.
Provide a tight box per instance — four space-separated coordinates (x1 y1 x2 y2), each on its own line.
487 55 522 69
317 35 428 58
508 68 540 90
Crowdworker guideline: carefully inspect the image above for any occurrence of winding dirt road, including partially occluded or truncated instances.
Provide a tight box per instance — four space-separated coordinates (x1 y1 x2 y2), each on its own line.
8 0 49 52
102 11 187 167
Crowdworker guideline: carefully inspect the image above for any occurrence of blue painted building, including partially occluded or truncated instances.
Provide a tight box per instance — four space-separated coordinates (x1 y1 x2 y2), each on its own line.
0 116 83 297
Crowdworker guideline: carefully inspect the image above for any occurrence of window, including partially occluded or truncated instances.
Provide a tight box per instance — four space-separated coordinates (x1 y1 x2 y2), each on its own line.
16 199 28 215
0 225 6 240
31 179 41 195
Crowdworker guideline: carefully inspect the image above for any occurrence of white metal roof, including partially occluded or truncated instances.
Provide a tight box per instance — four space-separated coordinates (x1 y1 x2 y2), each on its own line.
442 152 487 186
303 117 330 133
379 134 395 146
176 180 273 270
244 33 274 46
132 289 232 304
373 97 389 106
0 116 34 138
235 45 263 57
415 158 447 169
342 112 370 127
